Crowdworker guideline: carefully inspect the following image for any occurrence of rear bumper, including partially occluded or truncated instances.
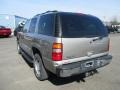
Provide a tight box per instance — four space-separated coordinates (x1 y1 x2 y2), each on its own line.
0 32 11 36
55 55 112 77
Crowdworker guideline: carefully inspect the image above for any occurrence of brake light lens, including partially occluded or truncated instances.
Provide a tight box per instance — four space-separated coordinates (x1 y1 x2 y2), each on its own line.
52 43 62 61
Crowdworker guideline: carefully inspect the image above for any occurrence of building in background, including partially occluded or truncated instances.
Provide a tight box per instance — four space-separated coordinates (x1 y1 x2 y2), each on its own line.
0 14 27 35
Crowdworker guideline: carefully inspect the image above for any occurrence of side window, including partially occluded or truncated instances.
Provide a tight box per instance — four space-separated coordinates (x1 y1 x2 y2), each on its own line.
38 14 55 36
29 18 37 33
23 20 31 33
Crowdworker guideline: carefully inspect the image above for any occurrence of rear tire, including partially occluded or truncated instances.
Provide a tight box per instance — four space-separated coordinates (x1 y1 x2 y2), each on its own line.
33 53 48 81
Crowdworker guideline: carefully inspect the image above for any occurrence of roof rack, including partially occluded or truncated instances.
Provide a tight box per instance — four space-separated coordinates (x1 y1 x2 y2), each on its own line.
34 10 58 17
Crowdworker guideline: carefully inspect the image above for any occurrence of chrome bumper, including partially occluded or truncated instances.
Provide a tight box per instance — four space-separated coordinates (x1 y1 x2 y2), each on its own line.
56 55 112 77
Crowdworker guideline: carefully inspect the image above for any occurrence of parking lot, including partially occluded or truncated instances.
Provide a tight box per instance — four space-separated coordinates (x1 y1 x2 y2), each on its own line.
0 34 120 90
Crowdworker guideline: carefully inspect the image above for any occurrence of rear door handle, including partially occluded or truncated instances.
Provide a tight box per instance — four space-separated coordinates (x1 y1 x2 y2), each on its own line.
24 36 33 41
92 37 103 41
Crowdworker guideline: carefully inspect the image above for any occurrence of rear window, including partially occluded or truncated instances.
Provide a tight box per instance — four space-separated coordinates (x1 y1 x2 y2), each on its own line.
60 13 108 38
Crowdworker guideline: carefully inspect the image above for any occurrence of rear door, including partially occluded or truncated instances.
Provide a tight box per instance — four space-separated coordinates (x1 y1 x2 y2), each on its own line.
23 17 38 56
59 13 109 60
18 20 31 52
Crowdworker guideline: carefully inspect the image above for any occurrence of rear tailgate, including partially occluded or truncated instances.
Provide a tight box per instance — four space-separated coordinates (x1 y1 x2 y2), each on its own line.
62 37 109 60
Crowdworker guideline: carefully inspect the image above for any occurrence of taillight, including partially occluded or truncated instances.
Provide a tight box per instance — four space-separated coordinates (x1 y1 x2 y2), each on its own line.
52 43 62 61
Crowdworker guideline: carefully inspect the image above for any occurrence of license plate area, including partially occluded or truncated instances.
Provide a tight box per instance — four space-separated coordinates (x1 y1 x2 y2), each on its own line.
84 61 94 68
80 60 95 73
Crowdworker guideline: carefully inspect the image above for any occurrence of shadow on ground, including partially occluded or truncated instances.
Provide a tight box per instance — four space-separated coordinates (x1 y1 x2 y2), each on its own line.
48 70 98 86
0 35 13 38
21 55 33 68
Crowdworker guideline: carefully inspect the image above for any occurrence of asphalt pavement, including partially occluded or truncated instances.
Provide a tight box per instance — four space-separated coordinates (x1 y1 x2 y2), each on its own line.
0 34 120 90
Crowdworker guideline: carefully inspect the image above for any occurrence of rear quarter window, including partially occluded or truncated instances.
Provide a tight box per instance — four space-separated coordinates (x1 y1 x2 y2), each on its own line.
38 14 55 36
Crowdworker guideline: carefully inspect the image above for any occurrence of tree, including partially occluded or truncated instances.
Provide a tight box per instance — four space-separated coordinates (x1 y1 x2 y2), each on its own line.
110 16 120 25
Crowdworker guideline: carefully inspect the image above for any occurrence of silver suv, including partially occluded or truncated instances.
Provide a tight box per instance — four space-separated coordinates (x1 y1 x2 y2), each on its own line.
17 11 112 81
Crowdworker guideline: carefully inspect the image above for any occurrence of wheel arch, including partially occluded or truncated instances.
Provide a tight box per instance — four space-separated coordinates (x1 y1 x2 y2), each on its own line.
32 47 45 65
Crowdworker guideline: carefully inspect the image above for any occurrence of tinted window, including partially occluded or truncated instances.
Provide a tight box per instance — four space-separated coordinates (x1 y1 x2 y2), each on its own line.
38 14 55 36
29 18 37 33
23 20 31 33
60 13 108 38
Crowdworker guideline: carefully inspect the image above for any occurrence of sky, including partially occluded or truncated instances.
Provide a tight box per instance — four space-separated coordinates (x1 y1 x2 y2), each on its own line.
0 0 120 21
